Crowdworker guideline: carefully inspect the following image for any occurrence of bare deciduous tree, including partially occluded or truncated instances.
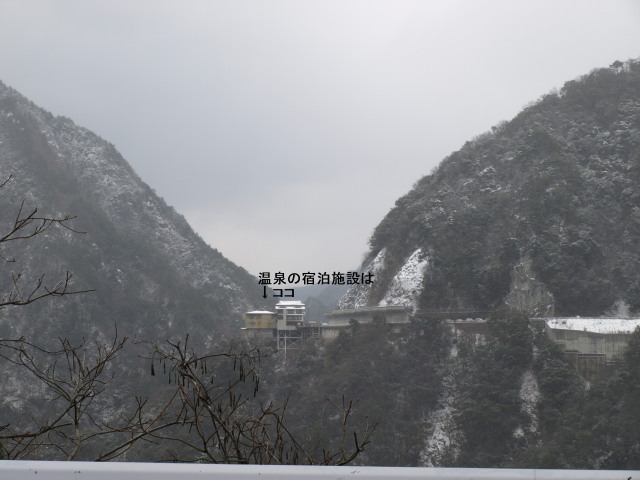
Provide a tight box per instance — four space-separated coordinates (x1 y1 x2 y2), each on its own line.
0 178 374 464
0 175 93 308
131 336 375 465
0 335 374 464
0 333 127 460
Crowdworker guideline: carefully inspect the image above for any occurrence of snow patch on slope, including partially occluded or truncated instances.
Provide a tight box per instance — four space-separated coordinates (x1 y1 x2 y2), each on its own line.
420 367 461 467
337 248 386 309
514 369 540 438
421 404 457 466
378 248 428 312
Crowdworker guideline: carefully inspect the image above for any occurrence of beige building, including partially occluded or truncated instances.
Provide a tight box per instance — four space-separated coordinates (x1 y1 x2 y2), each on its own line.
242 302 309 354
542 318 640 380
241 310 276 339
243 310 276 329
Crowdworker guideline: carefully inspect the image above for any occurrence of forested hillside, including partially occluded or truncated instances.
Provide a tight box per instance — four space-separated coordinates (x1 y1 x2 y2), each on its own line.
315 58 640 468
3 59 640 468
0 80 270 459
341 59 640 317
260 318 640 469
0 80 265 344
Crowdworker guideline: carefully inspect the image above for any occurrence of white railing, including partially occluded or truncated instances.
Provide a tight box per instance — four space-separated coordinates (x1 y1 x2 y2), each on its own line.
0 461 638 479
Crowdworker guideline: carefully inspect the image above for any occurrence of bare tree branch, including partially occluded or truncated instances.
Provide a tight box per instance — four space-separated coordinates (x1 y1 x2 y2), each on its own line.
131 338 375 465
0 271 94 308
0 177 373 464
0 176 94 308
0 333 127 460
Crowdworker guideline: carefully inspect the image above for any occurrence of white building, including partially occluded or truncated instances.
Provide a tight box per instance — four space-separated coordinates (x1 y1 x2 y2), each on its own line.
275 300 306 330
273 301 306 355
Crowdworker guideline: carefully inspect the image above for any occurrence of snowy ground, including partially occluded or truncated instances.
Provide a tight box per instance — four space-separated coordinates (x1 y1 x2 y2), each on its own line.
378 248 428 311
545 318 640 334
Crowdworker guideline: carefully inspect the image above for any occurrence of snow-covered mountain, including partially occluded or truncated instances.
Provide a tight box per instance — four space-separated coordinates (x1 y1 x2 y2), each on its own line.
340 59 640 317
0 80 263 343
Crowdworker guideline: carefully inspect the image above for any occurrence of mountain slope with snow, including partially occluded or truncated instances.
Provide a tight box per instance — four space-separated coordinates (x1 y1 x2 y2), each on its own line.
0 80 263 342
341 59 640 317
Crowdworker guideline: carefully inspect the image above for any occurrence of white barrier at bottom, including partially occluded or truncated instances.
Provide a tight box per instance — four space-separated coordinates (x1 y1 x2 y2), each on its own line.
0 462 638 480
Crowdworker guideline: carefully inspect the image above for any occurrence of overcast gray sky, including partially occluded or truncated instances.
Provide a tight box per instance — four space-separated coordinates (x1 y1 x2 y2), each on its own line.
1 0 639 277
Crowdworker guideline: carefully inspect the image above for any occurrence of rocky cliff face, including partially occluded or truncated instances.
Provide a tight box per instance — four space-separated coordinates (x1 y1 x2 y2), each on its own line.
341 59 640 317
0 80 263 343
504 255 555 317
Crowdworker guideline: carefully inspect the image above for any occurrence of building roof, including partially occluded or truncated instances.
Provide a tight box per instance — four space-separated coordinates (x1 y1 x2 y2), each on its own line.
544 317 640 334
246 310 275 314
276 301 305 306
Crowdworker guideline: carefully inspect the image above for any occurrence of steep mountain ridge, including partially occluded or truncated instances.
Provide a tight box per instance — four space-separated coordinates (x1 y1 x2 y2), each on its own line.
2 61 640 469
0 80 263 342
341 59 640 317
